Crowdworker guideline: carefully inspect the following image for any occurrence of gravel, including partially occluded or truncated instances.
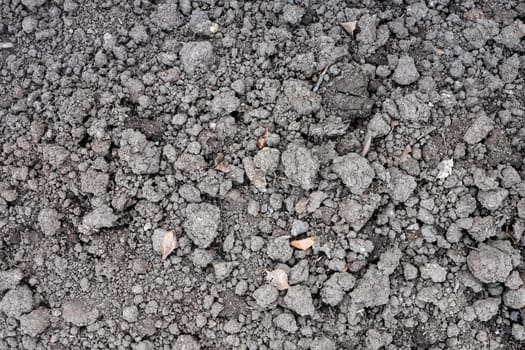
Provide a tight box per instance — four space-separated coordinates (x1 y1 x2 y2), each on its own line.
332 153 375 194
467 243 515 284
284 285 316 317
0 285 34 319
2 0 525 347
183 204 221 248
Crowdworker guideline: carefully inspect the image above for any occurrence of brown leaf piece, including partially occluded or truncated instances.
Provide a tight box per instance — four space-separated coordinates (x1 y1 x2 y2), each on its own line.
340 21 357 36
257 129 269 149
160 230 177 261
290 237 316 251
400 144 412 162
214 152 229 173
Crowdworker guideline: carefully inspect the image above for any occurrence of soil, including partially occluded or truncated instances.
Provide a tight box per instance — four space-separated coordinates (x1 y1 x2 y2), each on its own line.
1 0 525 349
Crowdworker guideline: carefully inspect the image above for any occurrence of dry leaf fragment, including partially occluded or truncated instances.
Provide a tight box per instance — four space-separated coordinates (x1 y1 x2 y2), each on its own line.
290 237 316 251
257 129 269 149
160 230 177 261
214 152 229 173
436 159 454 179
400 144 412 162
340 21 357 35
266 269 289 290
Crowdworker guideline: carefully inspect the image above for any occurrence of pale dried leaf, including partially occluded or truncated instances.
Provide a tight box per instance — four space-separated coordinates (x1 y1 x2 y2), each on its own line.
400 144 412 162
215 161 229 173
436 159 454 179
340 21 357 35
266 269 289 290
160 230 177 260
290 237 316 251
257 129 269 149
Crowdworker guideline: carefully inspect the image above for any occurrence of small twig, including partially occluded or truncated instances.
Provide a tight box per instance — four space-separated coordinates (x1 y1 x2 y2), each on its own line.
312 64 330 93
360 131 372 157
414 126 437 145
0 42 14 50
465 245 480 251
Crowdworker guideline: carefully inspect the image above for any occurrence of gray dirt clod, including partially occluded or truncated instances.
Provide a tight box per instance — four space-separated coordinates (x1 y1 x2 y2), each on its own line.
179 41 214 75
151 0 182 31
122 305 139 323
310 337 336 350
463 113 494 145
477 189 509 211
332 153 375 194
243 157 267 192
173 335 201 350
392 55 420 85
282 80 322 115
281 144 320 190
420 263 447 283
118 130 161 175
81 205 118 233
252 285 279 308
19 307 50 337
284 285 315 317
254 147 280 174
183 203 220 249
0 285 33 319
38 207 61 236
377 247 402 275
473 298 500 322
281 4 304 25
273 313 298 333
503 288 525 309
291 219 309 237
350 266 390 307
388 168 417 203
466 243 514 283
321 272 356 306
0 268 23 292
267 237 293 262
339 193 381 232
289 259 309 285
62 300 100 327
80 169 109 196
467 216 497 242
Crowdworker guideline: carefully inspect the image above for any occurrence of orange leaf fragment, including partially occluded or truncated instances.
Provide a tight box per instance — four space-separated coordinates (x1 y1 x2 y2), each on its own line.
290 237 316 251
214 152 229 173
257 129 269 149
340 21 357 36
400 144 412 162
160 230 177 261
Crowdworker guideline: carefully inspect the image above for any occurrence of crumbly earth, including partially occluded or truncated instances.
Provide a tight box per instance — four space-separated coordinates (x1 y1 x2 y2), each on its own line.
1 0 525 349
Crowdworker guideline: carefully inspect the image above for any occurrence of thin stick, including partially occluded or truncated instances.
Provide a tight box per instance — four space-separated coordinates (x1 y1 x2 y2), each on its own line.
0 42 14 50
312 64 330 93
360 131 372 157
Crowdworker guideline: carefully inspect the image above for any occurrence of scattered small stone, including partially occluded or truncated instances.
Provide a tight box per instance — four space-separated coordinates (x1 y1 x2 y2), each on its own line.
420 263 447 283
19 307 50 337
339 193 381 232
122 305 139 323
282 144 320 190
173 335 200 350
332 153 375 194
0 268 23 292
392 55 419 85
467 243 514 283
183 204 221 248
273 313 298 333
253 285 279 308
267 237 293 262
179 41 214 74
350 267 390 307
463 113 494 145
0 285 33 319
284 285 315 316
62 300 99 326
503 288 525 309
291 219 309 237
378 247 402 275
